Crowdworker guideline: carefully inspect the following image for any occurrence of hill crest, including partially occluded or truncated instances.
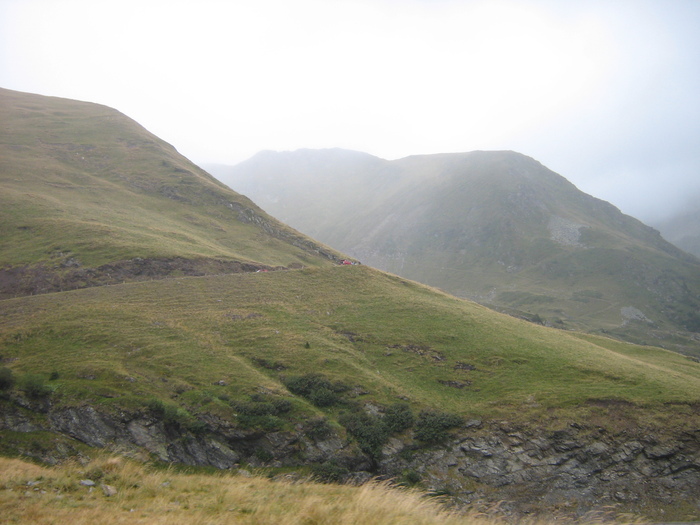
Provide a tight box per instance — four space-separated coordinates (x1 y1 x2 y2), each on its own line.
0 88 346 297
210 148 700 355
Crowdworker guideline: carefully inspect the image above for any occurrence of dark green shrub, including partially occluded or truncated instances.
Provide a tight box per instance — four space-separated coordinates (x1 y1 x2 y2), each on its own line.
234 401 274 416
271 398 293 414
340 410 389 460
20 374 51 398
236 411 284 431
414 410 463 443
146 398 188 426
232 396 293 417
284 374 349 407
49 371 60 381
186 419 209 434
308 386 340 407
146 398 167 418
0 367 15 390
384 403 414 433
232 395 292 430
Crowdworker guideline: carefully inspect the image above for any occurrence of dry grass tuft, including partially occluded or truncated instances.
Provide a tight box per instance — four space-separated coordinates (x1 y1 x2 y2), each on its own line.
0 455 647 524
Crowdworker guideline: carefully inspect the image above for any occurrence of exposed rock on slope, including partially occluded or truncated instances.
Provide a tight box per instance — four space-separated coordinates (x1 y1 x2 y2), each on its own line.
2 399 699 519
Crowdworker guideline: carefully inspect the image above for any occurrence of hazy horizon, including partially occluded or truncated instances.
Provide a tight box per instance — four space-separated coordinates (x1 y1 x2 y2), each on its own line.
2 0 699 223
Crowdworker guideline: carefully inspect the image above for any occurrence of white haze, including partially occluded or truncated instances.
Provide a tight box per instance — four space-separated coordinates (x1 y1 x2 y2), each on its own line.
1 0 699 223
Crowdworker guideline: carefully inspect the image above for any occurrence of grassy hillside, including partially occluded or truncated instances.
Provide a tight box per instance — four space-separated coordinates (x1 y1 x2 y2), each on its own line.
2 266 699 521
2 88 700 521
2 265 698 421
0 88 344 298
210 149 700 356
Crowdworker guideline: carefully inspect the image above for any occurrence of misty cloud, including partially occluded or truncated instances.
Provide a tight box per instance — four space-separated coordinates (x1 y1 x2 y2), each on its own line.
1 0 698 224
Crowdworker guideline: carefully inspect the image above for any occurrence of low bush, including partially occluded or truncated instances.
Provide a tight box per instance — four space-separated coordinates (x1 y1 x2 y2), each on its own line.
146 398 192 427
0 367 15 390
284 374 350 407
254 448 274 462
340 410 389 460
232 395 293 431
20 374 52 398
384 402 414 433
240 414 284 431
414 410 463 444
400 469 422 486
304 417 333 440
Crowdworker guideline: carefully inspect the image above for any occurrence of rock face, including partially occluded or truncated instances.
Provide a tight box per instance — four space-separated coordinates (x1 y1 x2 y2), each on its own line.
45 406 361 470
2 401 699 517
379 421 700 516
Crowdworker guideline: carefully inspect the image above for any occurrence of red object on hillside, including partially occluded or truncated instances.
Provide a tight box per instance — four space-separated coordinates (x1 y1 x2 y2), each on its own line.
340 260 353 265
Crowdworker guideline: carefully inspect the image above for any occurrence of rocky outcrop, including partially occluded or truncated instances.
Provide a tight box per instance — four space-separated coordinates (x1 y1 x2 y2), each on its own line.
378 420 700 516
2 400 699 517
0 401 362 472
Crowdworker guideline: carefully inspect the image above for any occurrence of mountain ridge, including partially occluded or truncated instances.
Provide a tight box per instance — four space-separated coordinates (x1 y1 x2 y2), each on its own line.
209 148 700 355
0 88 347 298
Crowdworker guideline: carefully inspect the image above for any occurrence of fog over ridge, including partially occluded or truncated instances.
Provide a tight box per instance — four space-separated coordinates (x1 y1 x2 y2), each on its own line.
1 0 699 225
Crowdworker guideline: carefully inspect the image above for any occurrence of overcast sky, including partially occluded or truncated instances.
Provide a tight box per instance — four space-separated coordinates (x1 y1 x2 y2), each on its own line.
1 0 699 223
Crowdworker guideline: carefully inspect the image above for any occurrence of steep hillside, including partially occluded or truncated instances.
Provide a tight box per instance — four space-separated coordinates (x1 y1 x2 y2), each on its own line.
0 88 344 298
211 150 700 356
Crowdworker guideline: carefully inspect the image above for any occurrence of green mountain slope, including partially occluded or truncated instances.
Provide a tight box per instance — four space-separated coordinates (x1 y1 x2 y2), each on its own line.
2 89 700 520
210 149 700 355
3 265 699 415
3 264 700 520
0 88 344 298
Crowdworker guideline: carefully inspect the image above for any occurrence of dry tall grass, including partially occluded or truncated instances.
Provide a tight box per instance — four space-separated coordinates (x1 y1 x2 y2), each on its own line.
0 455 643 525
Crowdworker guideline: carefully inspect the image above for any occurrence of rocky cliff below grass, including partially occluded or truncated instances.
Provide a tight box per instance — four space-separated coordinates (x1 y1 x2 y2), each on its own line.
2 396 699 521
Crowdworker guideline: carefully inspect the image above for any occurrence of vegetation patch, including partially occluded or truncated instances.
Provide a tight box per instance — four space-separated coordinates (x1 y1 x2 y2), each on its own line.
284 373 351 408
226 393 295 431
0 367 15 390
414 410 464 444
339 410 389 460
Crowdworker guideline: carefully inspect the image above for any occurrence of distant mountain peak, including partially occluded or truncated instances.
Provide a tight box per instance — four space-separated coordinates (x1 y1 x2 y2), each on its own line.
209 147 700 354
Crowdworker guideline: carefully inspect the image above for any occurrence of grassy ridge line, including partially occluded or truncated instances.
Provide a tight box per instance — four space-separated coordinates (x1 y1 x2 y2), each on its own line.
0 87 343 272
2 266 699 421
